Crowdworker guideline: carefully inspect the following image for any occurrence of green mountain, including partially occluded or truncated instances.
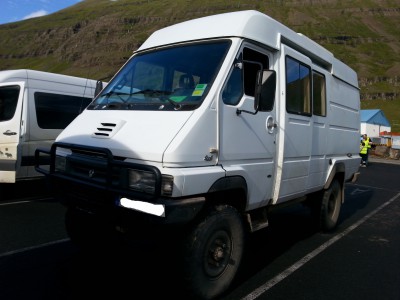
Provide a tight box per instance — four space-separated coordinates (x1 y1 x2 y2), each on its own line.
1 0 399 131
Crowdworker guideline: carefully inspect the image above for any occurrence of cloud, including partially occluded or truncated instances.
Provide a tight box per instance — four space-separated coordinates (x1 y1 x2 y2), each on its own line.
23 9 48 20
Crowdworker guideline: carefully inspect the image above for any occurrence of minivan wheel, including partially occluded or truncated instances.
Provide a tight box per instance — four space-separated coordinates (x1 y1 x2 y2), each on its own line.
181 205 245 299
319 179 342 232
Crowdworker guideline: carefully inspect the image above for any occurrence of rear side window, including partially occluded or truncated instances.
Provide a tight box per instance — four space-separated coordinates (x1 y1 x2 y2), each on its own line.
35 92 92 129
312 71 326 116
285 56 311 115
0 85 20 122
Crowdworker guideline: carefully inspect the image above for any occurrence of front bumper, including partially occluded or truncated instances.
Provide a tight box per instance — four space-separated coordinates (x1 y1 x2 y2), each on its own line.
54 177 205 225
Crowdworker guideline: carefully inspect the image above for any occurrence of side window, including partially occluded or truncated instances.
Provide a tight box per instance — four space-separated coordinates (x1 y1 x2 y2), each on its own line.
222 47 270 106
243 48 269 96
222 66 243 105
35 92 92 129
0 85 20 122
312 71 326 116
286 56 311 115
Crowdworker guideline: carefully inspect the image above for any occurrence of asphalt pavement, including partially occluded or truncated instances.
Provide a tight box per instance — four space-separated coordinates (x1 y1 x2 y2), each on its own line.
369 155 400 165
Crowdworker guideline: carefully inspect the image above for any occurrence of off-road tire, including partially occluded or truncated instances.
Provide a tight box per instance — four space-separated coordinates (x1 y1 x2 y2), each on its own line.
318 179 342 232
182 204 245 299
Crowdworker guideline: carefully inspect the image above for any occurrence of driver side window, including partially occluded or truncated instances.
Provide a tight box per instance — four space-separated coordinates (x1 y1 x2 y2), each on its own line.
222 67 243 105
222 46 270 106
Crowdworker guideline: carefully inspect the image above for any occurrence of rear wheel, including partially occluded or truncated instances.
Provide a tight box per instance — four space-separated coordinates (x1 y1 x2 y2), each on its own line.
181 205 245 300
314 179 342 232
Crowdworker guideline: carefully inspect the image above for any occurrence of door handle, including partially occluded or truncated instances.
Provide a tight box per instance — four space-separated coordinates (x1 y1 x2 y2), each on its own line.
3 130 17 136
266 116 276 133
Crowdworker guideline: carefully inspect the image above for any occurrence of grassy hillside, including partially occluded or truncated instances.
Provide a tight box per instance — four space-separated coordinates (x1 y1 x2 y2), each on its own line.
0 0 399 131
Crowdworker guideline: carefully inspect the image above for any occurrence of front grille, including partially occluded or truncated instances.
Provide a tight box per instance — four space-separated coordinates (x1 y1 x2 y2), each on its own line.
66 154 122 186
50 142 162 201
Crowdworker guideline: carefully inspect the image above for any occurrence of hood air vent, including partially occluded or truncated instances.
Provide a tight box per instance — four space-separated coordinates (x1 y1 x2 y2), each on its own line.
92 119 126 139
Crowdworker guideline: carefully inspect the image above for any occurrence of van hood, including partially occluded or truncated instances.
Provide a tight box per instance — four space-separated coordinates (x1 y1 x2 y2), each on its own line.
56 110 192 162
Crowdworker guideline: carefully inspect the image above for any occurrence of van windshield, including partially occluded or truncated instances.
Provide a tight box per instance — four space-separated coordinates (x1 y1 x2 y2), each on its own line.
88 40 231 111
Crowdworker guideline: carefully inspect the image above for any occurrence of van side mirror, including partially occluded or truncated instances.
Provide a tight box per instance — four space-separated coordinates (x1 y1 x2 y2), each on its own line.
95 80 103 97
254 70 276 112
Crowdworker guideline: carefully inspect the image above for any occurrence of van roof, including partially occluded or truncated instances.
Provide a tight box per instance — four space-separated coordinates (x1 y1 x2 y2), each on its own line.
0 69 96 86
139 10 358 87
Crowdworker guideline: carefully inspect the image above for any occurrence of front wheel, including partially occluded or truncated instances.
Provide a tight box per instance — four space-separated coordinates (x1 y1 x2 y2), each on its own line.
182 205 245 299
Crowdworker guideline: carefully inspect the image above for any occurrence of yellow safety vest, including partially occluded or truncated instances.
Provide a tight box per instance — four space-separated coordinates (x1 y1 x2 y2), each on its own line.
360 140 369 154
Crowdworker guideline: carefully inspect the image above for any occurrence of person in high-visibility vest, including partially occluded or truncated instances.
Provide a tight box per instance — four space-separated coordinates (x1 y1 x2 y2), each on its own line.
359 135 369 167
364 134 372 165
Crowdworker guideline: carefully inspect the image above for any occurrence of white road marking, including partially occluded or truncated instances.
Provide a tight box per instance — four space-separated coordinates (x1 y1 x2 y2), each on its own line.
0 197 53 206
350 187 370 195
242 192 400 300
0 238 70 259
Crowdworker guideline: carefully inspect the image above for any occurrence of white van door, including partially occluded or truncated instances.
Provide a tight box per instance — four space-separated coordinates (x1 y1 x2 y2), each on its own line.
218 44 277 210
276 45 313 202
0 82 25 183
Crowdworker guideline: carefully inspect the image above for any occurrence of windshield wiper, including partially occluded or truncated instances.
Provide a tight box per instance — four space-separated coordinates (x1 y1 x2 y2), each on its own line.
100 89 183 110
101 91 133 103
130 89 169 96
131 89 182 109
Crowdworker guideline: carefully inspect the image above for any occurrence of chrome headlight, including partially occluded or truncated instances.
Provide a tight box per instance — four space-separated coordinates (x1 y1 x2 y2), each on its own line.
128 169 156 194
54 148 71 173
55 155 66 172
128 169 174 196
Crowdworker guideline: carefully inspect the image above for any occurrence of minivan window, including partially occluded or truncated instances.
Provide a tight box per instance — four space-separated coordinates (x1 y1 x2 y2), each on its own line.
35 92 92 129
286 56 311 115
312 71 327 116
0 85 20 122
222 47 270 107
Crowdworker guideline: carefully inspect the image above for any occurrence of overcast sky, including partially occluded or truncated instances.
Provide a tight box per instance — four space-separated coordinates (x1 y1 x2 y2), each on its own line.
0 0 83 25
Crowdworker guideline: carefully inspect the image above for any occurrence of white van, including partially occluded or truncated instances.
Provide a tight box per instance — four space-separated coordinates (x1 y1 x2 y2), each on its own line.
0 69 98 183
36 11 360 299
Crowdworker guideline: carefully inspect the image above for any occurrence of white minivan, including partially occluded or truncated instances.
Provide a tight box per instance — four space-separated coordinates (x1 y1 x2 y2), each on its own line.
0 69 99 183
36 11 361 299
